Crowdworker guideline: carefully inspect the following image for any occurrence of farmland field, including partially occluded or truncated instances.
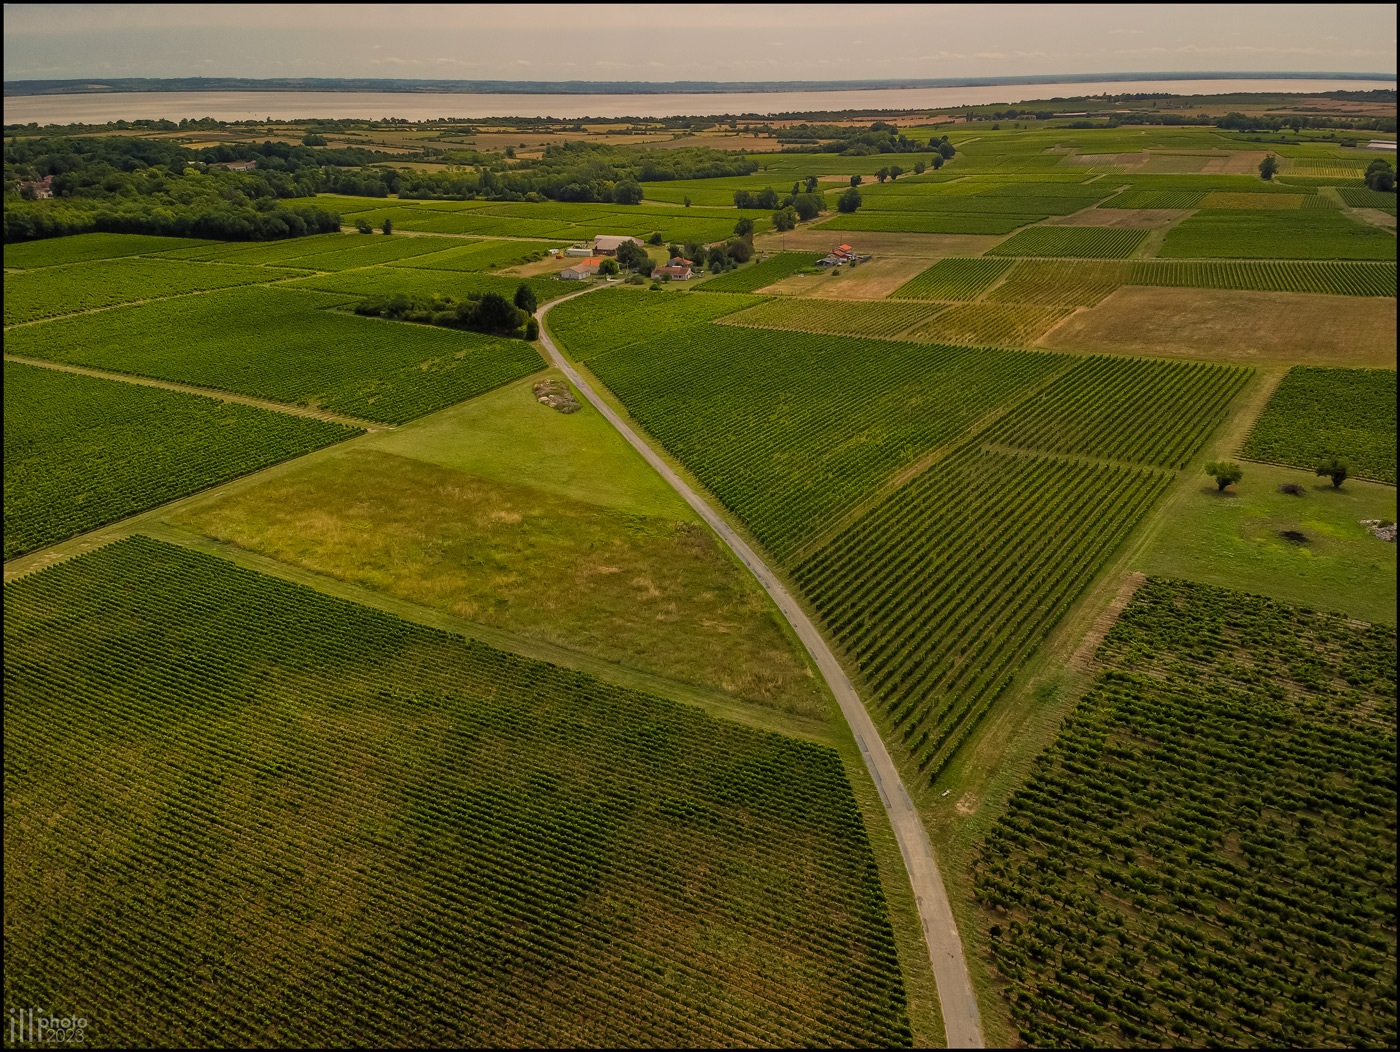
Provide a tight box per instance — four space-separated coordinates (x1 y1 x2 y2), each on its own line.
155 232 452 269
816 211 1045 235
279 265 561 305
385 238 559 272
891 258 1012 300
974 577 1396 1048
3 286 546 424
985 227 1149 259
904 302 1075 347
1158 209 1398 260
3 362 358 558
718 297 946 339
986 261 1130 307
3 256 293 325
4 536 913 1048
1241 367 1397 483
1337 187 1399 212
3 232 219 268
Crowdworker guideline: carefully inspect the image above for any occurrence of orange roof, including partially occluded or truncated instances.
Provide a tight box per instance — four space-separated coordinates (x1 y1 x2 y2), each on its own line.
838 244 852 250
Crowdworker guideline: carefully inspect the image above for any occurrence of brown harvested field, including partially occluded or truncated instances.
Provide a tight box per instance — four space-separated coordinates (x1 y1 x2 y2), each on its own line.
650 133 785 151
1203 150 1273 174
753 228 1006 257
1140 153 1216 173
1045 208 1189 228
1067 152 1147 167
501 255 575 277
1038 286 1398 367
1200 192 1304 209
1353 207 1398 229
759 257 934 299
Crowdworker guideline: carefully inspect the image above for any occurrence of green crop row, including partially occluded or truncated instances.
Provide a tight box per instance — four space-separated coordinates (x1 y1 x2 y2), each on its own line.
904 302 1074 347
1338 186 1399 212
1099 189 1206 209
891 258 1013 300
816 211 1046 235
986 261 1131 307
794 449 1172 787
4 256 290 326
1241 366 1397 483
4 535 913 1048
986 226 1149 259
980 355 1251 468
975 577 1395 1048
1158 209 1397 260
719 297 946 340
3 362 358 558
4 232 219 268
386 239 559 273
4 286 546 425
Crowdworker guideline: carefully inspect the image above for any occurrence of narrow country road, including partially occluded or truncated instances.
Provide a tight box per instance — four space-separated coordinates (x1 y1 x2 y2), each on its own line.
536 283 984 1049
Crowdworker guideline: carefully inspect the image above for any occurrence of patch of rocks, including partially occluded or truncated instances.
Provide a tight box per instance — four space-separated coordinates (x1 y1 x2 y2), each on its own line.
533 379 580 414
1360 519 1397 542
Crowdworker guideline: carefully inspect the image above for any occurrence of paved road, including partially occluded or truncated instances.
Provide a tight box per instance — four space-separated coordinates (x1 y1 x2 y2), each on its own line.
537 284 984 1048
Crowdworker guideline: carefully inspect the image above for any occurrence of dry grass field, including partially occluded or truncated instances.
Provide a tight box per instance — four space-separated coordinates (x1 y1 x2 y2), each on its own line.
1039 286 1398 366
758 257 935 299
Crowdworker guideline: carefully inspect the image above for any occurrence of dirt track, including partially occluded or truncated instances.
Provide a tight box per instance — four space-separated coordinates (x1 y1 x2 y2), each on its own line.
537 282 984 1049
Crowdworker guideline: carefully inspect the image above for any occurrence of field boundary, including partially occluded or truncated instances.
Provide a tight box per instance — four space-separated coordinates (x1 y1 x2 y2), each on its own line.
538 281 985 1050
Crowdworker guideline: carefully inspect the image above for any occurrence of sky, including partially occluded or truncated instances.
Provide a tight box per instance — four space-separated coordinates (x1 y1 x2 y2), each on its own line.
4 4 1396 83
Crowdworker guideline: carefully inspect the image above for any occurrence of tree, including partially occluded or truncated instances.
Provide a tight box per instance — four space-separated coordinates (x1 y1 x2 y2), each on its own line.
726 238 753 263
804 175 819 193
706 244 729 270
876 167 890 183
1205 461 1243 491
837 188 862 213
772 206 797 231
932 155 945 170
598 257 620 276
382 217 393 235
472 292 525 334
355 217 373 234
668 242 682 259
683 196 691 208
524 317 539 340
938 141 956 160
513 282 537 315
614 240 650 272
850 174 862 188
1258 154 1280 181
1315 457 1349 488
755 187 780 209
913 161 926 175
1365 159 1395 192
889 165 904 180
301 132 327 147
792 193 823 221
613 179 643 205
647 231 663 246
733 216 755 237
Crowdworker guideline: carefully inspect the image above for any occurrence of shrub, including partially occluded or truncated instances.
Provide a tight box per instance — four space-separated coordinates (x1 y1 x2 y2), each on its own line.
1278 483 1305 496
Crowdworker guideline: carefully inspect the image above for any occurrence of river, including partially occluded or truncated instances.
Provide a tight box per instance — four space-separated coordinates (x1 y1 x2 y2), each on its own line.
4 79 1394 125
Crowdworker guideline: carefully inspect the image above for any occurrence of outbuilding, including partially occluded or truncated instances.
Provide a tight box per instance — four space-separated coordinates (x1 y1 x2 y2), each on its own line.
593 235 645 256
559 257 604 280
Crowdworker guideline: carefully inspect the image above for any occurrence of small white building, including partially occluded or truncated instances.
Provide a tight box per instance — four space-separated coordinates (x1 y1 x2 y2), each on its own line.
564 245 593 257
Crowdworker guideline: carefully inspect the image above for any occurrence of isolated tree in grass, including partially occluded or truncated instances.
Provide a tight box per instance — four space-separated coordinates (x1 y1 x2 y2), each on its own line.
733 216 755 237
913 160 926 175
513 282 537 315
932 155 945 170
682 195 691 208
876 167 890 183
889 165 904 181
938 140 956 160
1258 154 1280 181
647 232 663 246
838 188 862 214
1315 457 1349 488
382 217 393 235
1205 461 1243 491
355 217 373 234
850 174 862 188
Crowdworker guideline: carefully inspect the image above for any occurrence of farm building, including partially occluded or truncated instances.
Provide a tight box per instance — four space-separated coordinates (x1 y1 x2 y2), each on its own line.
559 257 604 280
651 263 693 280
19 175 53 198
212 160 258 172
817 244 867 267
564 245 593 257
593 235 645 256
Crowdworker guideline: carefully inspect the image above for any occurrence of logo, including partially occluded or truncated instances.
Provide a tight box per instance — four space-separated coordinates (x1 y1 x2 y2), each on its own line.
8 1009 88 1044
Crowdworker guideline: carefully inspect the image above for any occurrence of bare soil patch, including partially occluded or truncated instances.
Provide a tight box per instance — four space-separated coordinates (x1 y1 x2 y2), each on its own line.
1039 286 1398 367
1067 152 1146 168
1353 207 1398 229
1044 208 1188 228
759 257 934 299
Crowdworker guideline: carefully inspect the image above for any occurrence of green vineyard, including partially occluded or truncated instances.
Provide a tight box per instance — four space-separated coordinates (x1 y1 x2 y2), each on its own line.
1158 209 1398 260
904 302 1074 347
4 286 547 425
3 362 359 558
4 536 913 1047
975 578 1396 1048
986 261 1131 307
795 449 1172 785
986 227 1149 259
978 356 1252 468
1241 366 1397 483
555 309 1066 560
719 297 946 339
3 232 219 268
891 258 1013 300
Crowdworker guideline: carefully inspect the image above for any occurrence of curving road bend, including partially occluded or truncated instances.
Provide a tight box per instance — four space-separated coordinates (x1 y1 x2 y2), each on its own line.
537 284 984 1048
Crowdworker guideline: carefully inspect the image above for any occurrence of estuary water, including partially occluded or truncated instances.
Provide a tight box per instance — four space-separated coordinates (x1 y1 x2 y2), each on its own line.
4 79 1394 124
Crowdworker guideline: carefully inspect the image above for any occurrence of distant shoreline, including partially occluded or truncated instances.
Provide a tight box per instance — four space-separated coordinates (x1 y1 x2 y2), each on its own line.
5 71 1396 99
